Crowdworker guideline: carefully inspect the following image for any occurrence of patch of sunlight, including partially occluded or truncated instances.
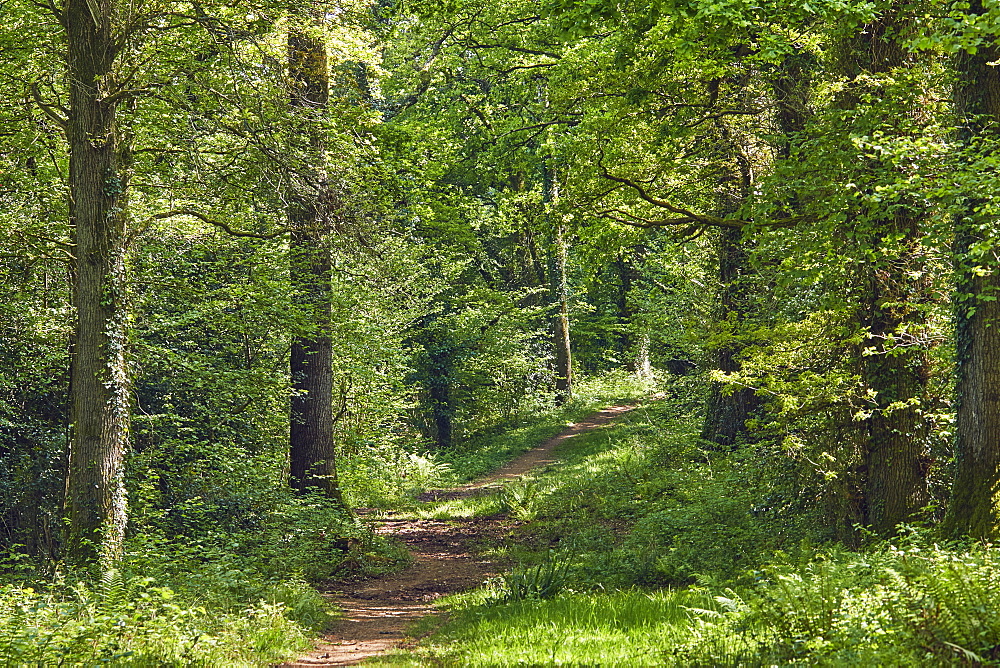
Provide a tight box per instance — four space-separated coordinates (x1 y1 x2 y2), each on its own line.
388 589 708 666
413 494 505 520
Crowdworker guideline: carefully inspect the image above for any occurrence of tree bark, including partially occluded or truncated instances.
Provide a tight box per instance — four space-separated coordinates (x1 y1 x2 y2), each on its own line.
426 338 455 448
701 119 760 447
63 0 131 567
942 10 1000 539
836 8 931 535
288 22 344 506
701 225 760 446
551 220 573 404
859 212 931 535
542 145 572 405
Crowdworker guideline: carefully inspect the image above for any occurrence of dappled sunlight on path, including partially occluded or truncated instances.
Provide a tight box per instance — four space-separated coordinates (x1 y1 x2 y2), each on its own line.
278 404 636 667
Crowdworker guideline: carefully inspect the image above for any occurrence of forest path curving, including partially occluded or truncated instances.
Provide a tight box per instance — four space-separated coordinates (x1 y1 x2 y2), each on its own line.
278 404 636 667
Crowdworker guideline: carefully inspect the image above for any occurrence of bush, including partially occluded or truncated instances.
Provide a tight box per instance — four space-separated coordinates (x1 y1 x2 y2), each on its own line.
0 570 308 667
675 535 1000 666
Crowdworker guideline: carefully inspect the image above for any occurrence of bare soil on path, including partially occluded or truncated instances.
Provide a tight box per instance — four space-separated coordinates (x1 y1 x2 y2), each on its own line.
279 404 635 667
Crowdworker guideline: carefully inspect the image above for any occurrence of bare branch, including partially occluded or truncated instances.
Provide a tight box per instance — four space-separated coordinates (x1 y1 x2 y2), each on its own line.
150 209 285 239
30 82 68 131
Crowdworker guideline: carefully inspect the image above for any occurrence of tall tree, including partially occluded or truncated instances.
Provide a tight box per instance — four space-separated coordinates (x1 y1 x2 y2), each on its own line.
701 118 761 447
546 165 574 404
287 14 345 505
942 1 1000 539
61 0 132 567
833 6 932 535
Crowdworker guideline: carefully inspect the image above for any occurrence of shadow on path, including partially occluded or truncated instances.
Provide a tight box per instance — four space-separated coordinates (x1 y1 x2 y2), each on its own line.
279 404 636 667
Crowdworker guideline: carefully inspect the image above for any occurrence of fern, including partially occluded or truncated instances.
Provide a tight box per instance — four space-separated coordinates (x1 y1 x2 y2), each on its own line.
490 549 574 604
98 567 129 609
904 548 1000 661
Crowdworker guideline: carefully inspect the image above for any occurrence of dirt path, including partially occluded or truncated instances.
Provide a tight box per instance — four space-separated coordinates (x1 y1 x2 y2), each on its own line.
279 404 635 667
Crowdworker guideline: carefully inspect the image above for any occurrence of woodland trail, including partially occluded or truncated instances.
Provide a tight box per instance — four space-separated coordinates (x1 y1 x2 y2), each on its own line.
279 404 636 667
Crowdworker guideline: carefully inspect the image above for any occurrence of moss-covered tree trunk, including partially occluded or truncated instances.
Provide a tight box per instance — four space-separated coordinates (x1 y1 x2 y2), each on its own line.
64 0 131 567
287 22 344 506
701 225 760 446
942 9 1000 539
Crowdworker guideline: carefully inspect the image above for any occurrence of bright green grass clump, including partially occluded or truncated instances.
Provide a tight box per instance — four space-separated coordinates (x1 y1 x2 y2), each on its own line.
373 589 711 667
433 590 700 666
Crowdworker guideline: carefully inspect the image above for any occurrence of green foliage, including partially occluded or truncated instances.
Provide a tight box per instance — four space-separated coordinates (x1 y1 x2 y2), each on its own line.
374 588 710 666
435 371 654 483
340 446 454 508
468 393 821 590
487 549 573 604
3 0 999 659
385 398 1000 666
674 537 1000 665
0 572 308 667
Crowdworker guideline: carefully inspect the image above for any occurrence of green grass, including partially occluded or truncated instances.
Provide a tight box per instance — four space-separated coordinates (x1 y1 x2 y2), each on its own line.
370 588 713 667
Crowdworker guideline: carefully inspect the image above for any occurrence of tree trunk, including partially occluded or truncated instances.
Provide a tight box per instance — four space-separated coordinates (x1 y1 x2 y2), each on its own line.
701 224 760 446
942 12 1000 539
836 9 931 535
701 116 760 447
551 220 573 404
427 341 455 448
288 22 344 506
63 0 131 568
859 212 931 535
615 257 653 379
542 149 572 405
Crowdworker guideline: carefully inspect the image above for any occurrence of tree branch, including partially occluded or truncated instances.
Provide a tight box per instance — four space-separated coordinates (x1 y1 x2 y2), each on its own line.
595 147 809 230
150 209 285 239
30 82 68 131
465 43 561 59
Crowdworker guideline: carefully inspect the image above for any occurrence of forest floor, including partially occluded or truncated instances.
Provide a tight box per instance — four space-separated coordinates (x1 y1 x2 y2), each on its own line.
279 404 636 667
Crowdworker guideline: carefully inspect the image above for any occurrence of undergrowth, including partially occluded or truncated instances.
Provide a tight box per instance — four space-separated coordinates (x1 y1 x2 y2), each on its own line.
0 491 406 666
433 371 654 485
0 568 309 666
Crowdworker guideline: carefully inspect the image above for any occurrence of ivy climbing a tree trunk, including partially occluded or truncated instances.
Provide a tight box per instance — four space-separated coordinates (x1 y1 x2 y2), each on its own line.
835 8 931 536
701 121 760 448
288 17 345 506
62 0 132 568
943 3 1000 539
